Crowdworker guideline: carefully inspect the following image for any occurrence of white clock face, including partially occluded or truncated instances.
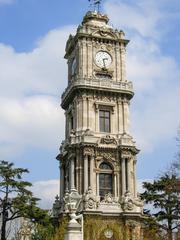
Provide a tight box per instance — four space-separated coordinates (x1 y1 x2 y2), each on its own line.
95 51 112 68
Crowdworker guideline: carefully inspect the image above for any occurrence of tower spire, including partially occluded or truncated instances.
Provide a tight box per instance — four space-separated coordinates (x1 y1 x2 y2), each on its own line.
88 0 102 12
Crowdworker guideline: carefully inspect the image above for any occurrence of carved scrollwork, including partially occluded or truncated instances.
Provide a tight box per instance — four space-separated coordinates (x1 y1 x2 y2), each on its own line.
120 191 134 211
100 135 117 145
120 191 144 213
96 151 115 161
83 187 99 210
83 147 94 156
101 193 118 204
121 150 132 159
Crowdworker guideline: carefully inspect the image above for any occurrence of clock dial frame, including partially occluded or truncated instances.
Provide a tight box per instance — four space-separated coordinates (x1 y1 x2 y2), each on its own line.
95 51 112 69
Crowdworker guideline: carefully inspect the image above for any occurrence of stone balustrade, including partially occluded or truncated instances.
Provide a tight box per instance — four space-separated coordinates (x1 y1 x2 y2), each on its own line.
61 77 133 102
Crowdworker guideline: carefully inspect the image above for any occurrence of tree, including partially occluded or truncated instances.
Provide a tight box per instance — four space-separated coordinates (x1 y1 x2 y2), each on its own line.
0 160 43 240
141 163 180 240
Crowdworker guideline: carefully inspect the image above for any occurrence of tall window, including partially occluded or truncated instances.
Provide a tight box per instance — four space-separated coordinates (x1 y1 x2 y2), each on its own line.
99 110 110 132
99 162 113 200
70 115 74 130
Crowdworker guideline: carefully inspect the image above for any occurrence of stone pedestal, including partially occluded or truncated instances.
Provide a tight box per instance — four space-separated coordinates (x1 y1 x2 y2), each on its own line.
64 219 82 240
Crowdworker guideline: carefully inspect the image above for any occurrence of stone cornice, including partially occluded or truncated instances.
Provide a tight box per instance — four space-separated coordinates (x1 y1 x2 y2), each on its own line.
61 77 134 109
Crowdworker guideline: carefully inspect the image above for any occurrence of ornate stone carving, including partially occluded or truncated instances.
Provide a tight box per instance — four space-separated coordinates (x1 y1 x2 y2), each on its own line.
100 135 117 145
120 191 143 213
83 128 94 136
83 147 94 156
121 191 134 211
52 195 61 218
96 150 116 162
63 189 82 213
102 193 118 204
121 149 132 159
83 187 99 210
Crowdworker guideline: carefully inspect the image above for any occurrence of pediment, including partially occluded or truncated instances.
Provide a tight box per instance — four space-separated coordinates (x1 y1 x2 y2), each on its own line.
91 29 118 40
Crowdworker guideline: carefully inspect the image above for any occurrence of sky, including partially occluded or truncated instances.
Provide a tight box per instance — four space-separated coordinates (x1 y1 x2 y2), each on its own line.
0 0 180 209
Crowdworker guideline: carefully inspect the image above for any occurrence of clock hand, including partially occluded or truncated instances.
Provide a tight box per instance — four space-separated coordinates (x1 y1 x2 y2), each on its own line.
103 58 108 67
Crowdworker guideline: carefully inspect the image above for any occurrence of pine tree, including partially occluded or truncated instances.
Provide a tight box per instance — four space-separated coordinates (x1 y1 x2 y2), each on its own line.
141 163 180 240
0 160 45 240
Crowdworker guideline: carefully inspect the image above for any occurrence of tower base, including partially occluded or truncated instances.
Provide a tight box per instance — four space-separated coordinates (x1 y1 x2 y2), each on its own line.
83 213 144 240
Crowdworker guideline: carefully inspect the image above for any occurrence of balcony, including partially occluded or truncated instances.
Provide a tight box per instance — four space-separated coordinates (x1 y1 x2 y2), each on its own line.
62 77 134 102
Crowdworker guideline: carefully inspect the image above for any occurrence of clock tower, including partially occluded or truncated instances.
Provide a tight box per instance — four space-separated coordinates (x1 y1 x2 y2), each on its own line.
57 10 144 240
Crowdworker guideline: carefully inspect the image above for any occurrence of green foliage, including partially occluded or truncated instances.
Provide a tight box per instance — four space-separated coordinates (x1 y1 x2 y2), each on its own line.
32 220 55 240
50 215 69 240
0 160 52 240
141 164 180 240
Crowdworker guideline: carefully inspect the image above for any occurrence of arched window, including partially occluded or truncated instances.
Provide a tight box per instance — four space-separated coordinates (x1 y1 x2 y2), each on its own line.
99 162 113 200
99 162 112 170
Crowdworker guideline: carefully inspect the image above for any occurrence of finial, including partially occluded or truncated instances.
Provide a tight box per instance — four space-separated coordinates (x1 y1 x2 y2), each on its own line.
88 0 102 13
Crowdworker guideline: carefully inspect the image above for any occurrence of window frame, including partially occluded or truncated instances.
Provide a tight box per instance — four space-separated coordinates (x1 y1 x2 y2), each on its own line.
99 109 111 133
99 162 113 200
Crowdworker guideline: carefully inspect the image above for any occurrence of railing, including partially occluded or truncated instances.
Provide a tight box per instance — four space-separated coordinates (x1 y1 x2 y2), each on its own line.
61 77 133 101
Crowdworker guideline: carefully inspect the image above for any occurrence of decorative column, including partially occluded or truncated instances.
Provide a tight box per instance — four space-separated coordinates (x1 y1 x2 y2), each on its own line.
96 172 99 196
76 99 79 131
79 154 83 194
90 155 95 193
133 159 137 197
84 154 88 193
70 157 75 190
82 39 87 77
120 42 126 82
87 41 92 78
121 158 126 195
88 96 93 131
95 105 98 132
115 43 120 82
127 159 131 193
123 100 130 134
60 164 64 200
114 174 117 198
82 96 87 130
117 100 123 134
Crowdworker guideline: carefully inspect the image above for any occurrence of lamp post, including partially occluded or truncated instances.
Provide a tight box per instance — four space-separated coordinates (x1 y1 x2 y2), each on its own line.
64 189 83 240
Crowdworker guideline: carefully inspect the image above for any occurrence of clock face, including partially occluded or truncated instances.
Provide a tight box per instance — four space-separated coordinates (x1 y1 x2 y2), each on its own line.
104 229 113 239
71 58 77 75
95 51 112 68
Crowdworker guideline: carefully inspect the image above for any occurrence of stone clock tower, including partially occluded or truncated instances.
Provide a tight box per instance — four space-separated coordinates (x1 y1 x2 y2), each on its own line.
56 10 144 240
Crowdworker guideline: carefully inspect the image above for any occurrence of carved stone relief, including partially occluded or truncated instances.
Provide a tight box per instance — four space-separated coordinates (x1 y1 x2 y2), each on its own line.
101 193 118 204
120 191 143 213
100 135 117 145
83 187 99 210
121 149 132 159
83 147 94 156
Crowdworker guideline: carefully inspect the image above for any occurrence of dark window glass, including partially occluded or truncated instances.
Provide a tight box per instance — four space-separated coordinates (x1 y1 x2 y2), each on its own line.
99 173 113 199
99 162 112 170
70 116 74 130
99 110 110 132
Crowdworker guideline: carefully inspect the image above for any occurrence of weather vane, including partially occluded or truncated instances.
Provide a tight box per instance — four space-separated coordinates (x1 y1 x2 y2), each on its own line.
88 0 102 12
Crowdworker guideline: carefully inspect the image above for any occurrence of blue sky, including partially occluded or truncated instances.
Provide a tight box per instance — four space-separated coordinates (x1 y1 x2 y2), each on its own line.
0 0 180 208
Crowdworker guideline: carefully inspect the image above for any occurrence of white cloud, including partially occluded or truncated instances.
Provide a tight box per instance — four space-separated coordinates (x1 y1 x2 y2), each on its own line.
104 0 164 38
137 179 152 194
0 26 75 98
32 179 59 209
0 0 179 164
31 178 150 209
32 178 151 209
0 26 75 159
104 0 180 152
0 96 64 159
